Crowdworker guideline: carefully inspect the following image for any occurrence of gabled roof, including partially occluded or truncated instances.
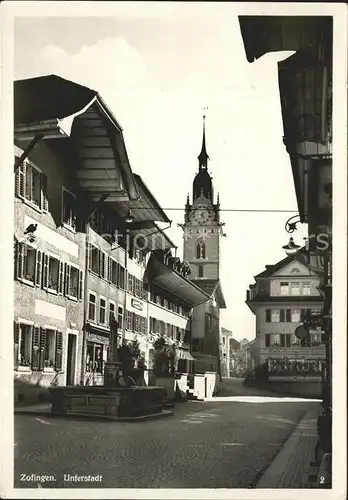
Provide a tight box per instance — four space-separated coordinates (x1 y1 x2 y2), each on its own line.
254 248 309 279
14 74 139 202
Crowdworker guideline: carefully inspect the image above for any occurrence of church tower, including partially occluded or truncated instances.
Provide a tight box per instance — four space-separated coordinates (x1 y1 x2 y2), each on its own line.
182 116 223 281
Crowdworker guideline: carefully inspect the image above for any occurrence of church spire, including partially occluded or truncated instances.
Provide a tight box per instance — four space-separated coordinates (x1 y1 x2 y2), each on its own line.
197 115 209 170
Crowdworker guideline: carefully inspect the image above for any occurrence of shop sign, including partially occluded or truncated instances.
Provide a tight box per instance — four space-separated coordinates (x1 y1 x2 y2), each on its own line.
131 299 143 311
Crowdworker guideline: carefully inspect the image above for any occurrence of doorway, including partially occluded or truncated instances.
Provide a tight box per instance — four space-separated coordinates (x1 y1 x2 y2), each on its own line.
66 333 77 386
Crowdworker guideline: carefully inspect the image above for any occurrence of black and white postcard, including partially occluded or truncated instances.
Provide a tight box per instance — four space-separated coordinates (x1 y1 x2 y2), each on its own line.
0 2 347 499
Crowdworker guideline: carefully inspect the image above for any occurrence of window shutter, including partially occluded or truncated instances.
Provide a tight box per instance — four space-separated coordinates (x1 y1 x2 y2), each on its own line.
55 331 63 372
58 261 64 294
14 322 20 369
99 250 103 277
78 270 83 300
104 254 108 280
41 173 48 211
35 250 42 287
15 241 24 280
31 327 40 371
42 253 49 289
279 309 285 322
108 257 112 282
64 263 70 296
265 333 270 347
286 309 291 322
280 334 285 347
15 160 26 198
265 309 271 323
39 328 46 370
300 309 305 322
86 243 91 271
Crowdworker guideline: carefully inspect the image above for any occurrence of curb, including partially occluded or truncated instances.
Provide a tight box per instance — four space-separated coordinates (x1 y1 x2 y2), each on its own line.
14 408 174 422
256 405 321 488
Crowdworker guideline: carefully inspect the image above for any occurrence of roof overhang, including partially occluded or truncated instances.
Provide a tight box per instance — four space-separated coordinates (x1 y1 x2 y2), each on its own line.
112 173 171 225
214 281 226 309
130 223 176 252
15 83 139 203
238 16 332 63
144 255 210 307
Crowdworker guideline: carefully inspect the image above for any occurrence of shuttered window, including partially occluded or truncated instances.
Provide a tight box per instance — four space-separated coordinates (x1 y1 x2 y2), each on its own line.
55 331 63 371
62 189 77 231
117 306 124 330
31 326 40 370
265 309 271 323
15 160 48 210
14 322 32 368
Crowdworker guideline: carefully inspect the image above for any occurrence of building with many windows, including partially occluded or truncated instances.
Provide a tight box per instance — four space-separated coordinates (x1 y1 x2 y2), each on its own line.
246 250 325 381
13 74 206 401
220 327 233 377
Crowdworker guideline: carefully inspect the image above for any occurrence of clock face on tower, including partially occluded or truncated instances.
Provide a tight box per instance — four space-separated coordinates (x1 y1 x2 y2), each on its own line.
191 208 214 225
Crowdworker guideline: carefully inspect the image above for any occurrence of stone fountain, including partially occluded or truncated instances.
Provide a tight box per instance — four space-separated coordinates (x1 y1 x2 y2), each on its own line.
49 318 171 420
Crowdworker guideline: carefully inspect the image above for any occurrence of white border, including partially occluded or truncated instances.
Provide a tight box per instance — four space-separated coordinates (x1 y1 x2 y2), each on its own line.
1 2 347 500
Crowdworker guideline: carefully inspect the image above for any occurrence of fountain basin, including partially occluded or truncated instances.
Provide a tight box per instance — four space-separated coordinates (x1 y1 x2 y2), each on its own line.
49 386 167 419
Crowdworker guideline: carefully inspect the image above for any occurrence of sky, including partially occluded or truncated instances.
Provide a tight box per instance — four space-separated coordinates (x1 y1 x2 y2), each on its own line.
13 4 308 341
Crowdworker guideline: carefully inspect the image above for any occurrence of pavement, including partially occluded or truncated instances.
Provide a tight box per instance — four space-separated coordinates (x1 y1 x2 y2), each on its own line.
13 377 320 489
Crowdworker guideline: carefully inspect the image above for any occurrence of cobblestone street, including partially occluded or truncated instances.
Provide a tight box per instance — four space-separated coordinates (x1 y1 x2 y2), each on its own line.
14 390 316 489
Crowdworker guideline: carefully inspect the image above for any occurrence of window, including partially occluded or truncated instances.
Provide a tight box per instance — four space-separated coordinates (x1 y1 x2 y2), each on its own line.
118 306 124 330
99 251 108 279
291 309 301 323
15 160 48 210
126 311 134 331
89 245 99 274
134 314 140 333
279 309 285 322
109 259 118 285
48 256 59 291
196 241 206 259
280 334 291 348
86 342 103 373
23 245 36 283
88 292 97 321
18 324 32 367
128 274 134 294
280 282 289 296
290 282 300 295
222 337 226 345
270 334 280 346
118 265 125 289
271 309 280 322
44 329 56 368
62 189 77 231
109 301 115 325
302 283 311 295
265 309 271 323
198 265 204 277
291 334 301 346
99 297 106 324
68 266 79 298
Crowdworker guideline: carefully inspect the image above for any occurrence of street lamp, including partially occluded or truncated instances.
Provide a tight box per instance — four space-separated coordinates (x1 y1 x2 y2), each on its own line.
282 236 301 256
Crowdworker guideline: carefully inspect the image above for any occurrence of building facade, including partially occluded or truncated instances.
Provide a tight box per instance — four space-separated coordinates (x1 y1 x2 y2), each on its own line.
246 251 325 381
220 327 233 377
239 13 333 401
181 117 226 375
14 75 206 401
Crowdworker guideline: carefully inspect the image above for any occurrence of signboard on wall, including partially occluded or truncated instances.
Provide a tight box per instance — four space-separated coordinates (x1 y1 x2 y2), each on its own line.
131 299 143 311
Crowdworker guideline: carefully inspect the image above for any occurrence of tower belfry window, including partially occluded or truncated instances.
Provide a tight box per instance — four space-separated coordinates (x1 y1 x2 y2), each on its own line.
196 241 206 259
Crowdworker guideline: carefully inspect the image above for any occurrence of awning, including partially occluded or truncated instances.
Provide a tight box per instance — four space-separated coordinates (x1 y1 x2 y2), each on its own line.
178 349 196 361
144 255 210 307
14 75 139 203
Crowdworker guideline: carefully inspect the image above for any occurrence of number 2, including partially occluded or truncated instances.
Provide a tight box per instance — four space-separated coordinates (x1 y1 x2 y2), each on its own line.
320 476 325 484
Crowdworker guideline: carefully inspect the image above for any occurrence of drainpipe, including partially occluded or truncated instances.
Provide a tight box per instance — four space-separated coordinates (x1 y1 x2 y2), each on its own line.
123 227 129 343
14 134 44 172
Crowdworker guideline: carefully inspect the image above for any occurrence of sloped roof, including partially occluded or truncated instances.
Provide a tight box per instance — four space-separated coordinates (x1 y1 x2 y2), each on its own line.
254 248 309 279
14 74 99 126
